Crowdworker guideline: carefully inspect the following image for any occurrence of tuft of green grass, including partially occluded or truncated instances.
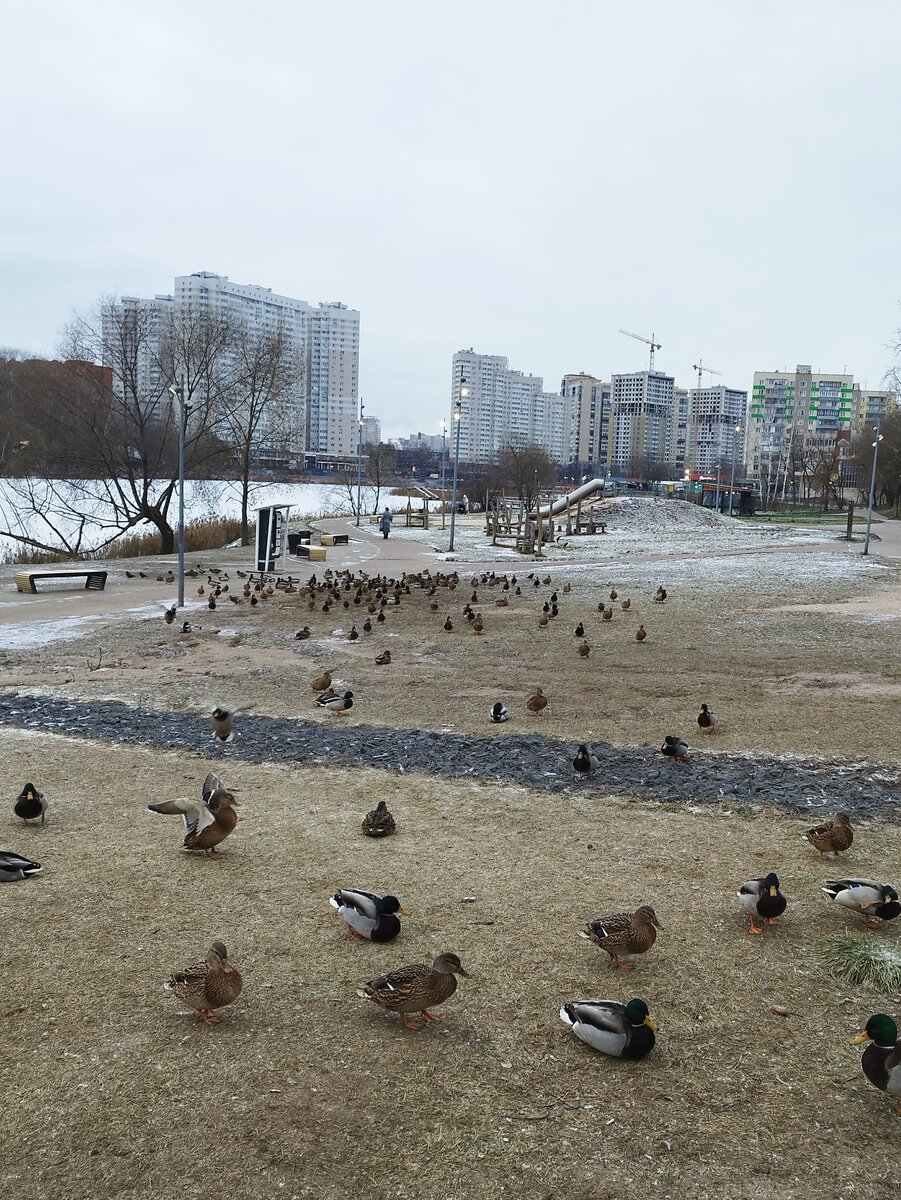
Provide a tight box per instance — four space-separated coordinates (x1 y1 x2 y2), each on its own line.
814 932 901 995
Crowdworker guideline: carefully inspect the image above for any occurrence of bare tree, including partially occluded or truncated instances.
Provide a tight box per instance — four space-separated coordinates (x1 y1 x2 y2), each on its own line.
809 443 845 511
0 353 53 474
497 444 557 512
217 323 298 544
366 442 397 514
458 459 502 512
0 298 233 557
851 411 901 515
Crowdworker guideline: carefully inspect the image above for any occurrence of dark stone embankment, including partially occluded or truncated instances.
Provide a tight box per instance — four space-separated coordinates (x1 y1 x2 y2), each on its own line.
0 694 897 819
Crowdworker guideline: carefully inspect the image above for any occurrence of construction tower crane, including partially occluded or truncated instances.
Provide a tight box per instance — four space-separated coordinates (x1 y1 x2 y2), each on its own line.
619 329 661 372
692 358 721 399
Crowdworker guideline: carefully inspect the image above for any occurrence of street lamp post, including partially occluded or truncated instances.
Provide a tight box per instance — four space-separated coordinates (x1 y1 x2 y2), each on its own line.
355 396 364 527
714 417 722 514
448 379 465 552
167 375 188 608
863 421 883 557
439 420 447 530
728 424 741 516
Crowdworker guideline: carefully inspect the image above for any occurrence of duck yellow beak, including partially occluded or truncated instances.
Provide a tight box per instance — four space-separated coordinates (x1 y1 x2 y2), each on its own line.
850 1031 870 1045
769 886 778 896
397 907 410 916
644 1017 657 1031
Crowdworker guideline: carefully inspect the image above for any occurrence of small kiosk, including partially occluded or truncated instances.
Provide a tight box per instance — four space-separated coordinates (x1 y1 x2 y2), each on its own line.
254 504 292 572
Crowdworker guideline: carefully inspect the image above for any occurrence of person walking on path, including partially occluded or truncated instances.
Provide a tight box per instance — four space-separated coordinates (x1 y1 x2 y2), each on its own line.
378 508 393 539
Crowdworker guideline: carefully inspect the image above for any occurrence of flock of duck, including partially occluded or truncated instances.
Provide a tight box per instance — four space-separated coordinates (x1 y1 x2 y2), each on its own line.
6 757 900 1108
3 561 899 1116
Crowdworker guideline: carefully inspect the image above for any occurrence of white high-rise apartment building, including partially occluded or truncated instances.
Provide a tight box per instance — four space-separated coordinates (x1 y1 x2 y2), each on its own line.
109 272 360 457
749 366 854 481
671 386 690 474
360 416 382 446
561 374 612 470
853 388 896 428
607 371 675 472
450 350 569 464
686 385 748 475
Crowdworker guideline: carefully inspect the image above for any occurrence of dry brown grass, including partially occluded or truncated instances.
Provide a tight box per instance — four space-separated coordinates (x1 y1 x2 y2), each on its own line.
2 731 900 1200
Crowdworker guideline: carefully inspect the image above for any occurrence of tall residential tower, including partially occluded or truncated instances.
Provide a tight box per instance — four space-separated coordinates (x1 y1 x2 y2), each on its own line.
451 350 570 464
109 272 360 458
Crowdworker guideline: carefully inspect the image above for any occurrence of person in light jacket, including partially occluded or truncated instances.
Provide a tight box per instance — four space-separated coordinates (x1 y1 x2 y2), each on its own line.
378 508 393 539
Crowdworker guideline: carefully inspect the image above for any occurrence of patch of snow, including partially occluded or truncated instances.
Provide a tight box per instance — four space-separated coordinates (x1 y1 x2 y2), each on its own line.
0 615 99 650
0 479 395 560
393 497 833 564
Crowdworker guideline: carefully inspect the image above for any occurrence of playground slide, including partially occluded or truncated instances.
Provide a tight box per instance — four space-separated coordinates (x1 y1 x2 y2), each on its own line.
536 478 607 519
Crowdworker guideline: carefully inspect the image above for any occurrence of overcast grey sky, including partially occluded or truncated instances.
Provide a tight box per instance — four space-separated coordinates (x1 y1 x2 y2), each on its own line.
2 0 899 438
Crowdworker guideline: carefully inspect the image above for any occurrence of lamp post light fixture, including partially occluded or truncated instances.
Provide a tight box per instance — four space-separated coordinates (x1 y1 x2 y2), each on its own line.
0 436 29 472
355 396 365 527
439 419 447 530
448 378 465 552
862 421 883 557
167 375 188 608
728 424 742 516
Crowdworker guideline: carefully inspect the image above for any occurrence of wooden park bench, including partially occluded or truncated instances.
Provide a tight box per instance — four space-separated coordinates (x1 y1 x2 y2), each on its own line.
15 569 108 594
295 545 327 561
321 533 349 546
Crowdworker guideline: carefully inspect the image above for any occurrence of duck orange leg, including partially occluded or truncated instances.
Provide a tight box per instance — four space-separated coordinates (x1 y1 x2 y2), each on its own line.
747 917 763 935
611 954 634 971
197 1009 222 1025
347 926 364 940
420 1009 442 1022
400 1013 422 1030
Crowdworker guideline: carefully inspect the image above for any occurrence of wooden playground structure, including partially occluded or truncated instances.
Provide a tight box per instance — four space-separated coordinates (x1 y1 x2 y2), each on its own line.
404 495 430 528
486 489 609 554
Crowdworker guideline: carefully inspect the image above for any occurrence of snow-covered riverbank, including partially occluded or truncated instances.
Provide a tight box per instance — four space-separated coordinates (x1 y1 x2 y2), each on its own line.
0 478 396 558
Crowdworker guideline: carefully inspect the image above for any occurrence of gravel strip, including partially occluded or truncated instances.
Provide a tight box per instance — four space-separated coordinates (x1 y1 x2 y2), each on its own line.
0 693 898 819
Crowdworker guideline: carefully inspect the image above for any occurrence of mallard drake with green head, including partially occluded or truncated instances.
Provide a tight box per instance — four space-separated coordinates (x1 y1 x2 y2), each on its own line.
559 998 656 1059
359 952 469 1030
0 850 43 882
165 941 243 1025
823 879 900 928
661 735 688 763
14 783 47 824
572 745 599 780
852 1014 901 1114
584 905 662 971
330 889 408 941
737 872 787 934
697 704 717 733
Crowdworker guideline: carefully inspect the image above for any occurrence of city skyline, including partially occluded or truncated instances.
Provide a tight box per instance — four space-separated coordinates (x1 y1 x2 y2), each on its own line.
2 3 900 439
